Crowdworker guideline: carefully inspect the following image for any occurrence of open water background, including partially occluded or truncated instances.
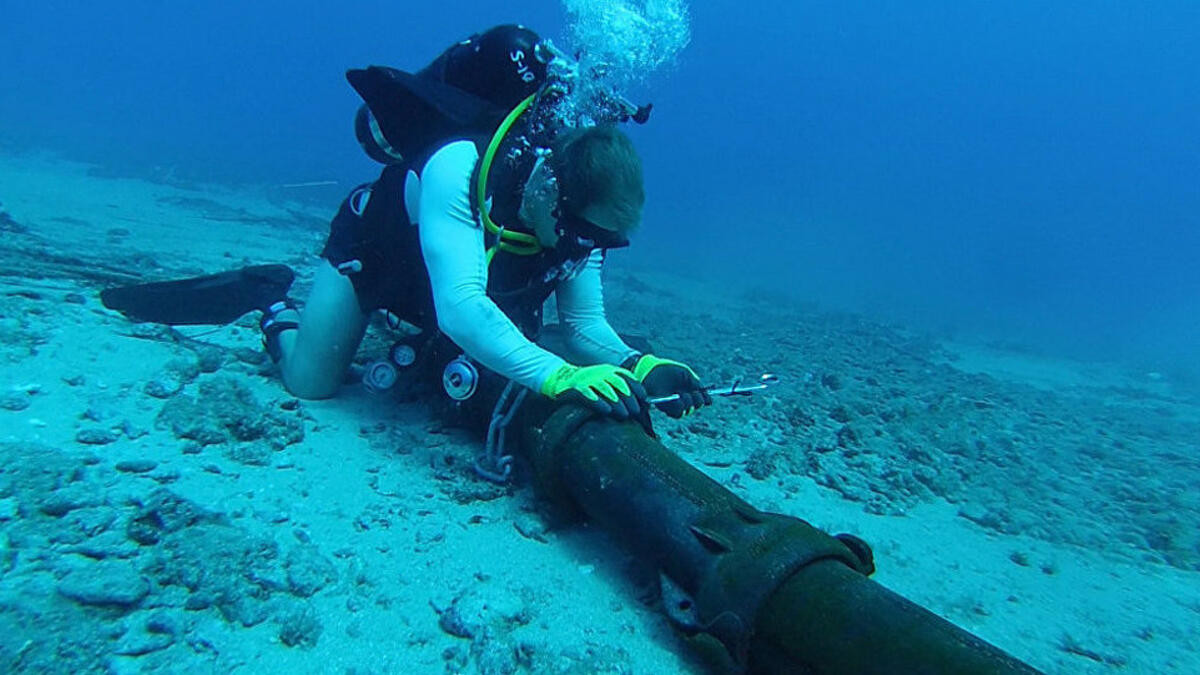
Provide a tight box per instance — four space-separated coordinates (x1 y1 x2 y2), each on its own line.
3 0 1197 380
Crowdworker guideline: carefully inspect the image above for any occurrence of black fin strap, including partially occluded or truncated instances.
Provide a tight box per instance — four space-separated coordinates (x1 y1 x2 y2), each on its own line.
261 320 299 363
260 299 299 363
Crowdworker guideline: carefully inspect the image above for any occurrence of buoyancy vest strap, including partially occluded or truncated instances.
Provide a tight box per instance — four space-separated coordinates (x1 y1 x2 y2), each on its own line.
477 94 542 259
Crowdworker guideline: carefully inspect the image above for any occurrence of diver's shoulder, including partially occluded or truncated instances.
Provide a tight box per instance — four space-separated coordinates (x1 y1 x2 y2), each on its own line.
422 139 477 177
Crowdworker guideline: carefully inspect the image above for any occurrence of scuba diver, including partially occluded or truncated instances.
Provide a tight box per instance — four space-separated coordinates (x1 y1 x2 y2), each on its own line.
99 27 1046 673
102 24 711 428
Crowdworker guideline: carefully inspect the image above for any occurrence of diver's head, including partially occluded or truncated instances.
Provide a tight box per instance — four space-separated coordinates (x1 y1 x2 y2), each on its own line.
546 124 644 250
441 24 550 110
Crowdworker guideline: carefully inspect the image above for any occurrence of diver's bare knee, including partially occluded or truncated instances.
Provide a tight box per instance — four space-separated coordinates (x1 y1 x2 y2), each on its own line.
280 360 340 400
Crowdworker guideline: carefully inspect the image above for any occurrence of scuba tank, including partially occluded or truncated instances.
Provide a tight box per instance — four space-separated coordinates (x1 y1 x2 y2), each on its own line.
349 25 549 166
348 24 651 167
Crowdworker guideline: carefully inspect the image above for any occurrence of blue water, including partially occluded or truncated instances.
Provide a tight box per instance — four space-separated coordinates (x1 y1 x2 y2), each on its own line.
4 0 1197 376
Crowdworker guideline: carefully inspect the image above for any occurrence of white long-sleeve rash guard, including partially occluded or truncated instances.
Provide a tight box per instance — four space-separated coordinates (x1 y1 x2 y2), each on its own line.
418 140 638 392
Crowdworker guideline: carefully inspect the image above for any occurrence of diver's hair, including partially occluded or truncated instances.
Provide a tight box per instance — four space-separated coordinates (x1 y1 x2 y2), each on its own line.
551 125 644 232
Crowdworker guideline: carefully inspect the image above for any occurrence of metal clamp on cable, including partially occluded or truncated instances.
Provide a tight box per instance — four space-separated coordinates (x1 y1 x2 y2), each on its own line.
661 505 875 672
523 404 600 515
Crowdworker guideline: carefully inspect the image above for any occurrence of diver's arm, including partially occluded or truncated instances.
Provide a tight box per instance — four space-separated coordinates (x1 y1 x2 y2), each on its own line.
419 140 567 391
555 250 640 366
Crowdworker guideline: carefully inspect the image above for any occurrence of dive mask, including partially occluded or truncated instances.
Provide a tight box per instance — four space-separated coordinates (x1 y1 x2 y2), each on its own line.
555 214 630 253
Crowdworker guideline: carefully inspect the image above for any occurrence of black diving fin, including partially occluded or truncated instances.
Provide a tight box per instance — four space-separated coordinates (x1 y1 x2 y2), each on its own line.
100 264 295 326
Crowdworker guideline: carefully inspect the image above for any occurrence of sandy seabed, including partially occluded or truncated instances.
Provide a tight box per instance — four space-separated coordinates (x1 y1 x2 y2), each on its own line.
0 151 1197 674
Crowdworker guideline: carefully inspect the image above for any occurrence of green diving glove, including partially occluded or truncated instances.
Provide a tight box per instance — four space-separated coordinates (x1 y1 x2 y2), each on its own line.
540 363 647 420
632 354 712 418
